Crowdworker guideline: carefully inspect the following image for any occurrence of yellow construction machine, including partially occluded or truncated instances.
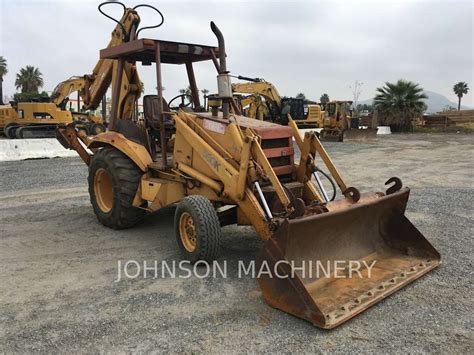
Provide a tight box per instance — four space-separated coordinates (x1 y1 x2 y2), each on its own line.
0 101 74 139
0 84 105 139
232 93 268 121
59 3 440 329
319 100 378 142
0 1 146 139
232 78 323 127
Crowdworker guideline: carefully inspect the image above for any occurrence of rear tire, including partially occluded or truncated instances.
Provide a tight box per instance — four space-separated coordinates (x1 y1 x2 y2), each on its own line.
88 147 145 229
175 196 221 263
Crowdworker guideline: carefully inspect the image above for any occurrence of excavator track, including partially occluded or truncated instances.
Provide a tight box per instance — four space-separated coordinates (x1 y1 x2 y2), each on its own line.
14 125 57 139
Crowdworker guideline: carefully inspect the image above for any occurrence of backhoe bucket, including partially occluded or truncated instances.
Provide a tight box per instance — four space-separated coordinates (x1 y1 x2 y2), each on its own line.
257 188 440 329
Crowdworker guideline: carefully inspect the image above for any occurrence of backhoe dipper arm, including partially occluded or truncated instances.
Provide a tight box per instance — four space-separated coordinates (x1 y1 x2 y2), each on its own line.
50 77 87 109
52 8 141 117
232 81 283 110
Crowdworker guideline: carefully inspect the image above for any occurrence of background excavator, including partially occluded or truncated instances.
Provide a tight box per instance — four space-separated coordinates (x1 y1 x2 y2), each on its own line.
0 2 143 139
232 77 323 127
231 79 378 142
59 2 440 330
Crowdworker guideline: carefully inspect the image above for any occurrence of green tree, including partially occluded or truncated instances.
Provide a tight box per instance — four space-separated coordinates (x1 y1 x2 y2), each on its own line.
373 79 427 131
13 91 49 103
357 103 373 112
453 82 469 111
295 93 306 100
15 65 44 93
201 88 209 108
320 93 330 106
179 86 194 96
0 56 7 104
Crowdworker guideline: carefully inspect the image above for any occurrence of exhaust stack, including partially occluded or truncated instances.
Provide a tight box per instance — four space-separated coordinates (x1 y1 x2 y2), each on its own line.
211 21 231 119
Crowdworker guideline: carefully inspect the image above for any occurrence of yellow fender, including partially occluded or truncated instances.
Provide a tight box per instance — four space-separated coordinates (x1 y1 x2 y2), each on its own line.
87 132 152 172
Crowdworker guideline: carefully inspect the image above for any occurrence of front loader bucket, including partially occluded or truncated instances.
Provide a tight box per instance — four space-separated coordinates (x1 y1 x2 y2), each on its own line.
343 128 378 142
319 128 343 142
257 188 440 329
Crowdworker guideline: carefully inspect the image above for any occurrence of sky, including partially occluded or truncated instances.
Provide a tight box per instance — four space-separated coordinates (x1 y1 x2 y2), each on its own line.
1 0 473 107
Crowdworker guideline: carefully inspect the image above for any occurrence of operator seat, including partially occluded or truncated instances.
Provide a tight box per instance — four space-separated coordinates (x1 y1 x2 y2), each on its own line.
143 95 176 156
143 95 173 124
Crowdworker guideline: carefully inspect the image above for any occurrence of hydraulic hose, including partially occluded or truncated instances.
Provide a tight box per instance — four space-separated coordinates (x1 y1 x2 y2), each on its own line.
314 167 337 202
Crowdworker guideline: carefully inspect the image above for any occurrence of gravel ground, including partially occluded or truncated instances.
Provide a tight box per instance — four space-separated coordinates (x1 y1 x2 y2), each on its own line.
0 133 473 352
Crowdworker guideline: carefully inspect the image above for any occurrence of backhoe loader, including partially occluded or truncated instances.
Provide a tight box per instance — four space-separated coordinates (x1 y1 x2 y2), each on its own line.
0 1 145 139
319 100 378 142
58 3 440 329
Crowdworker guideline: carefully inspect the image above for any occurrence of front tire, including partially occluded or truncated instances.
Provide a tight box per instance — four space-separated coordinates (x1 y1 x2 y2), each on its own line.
88 147 145 229
175 196 221 262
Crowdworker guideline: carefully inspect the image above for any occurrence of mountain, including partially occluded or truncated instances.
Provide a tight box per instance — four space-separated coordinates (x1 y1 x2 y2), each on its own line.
358 90 471 114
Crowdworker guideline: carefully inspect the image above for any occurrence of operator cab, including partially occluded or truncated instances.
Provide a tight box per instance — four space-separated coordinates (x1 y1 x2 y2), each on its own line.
100 37 221 164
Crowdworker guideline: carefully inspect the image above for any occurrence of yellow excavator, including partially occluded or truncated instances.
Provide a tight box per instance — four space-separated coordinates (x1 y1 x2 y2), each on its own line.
0 1 144 139
59 3 440 329
232 77 323 127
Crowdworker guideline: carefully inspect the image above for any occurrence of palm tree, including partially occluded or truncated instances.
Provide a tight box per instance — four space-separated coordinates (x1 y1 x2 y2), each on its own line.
201 88 209 108
373 79 427 131
0 56 7 105
15 66 44 93
320 93 330 107
453 82 469 111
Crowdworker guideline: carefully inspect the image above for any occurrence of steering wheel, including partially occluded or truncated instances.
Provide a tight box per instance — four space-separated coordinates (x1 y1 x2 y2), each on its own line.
168 94 194 111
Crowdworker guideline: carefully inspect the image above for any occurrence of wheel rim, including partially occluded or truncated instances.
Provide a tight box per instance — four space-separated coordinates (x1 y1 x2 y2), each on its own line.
179 212 197 252
94 168 113 213
94 125 104 134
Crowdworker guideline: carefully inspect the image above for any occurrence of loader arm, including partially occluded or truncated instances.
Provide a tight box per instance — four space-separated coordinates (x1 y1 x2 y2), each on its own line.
174 111 274 239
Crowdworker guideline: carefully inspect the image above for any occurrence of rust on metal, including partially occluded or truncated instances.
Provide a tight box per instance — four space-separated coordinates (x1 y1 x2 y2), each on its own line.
56 126 91 165
100 38 219 65
385 177 403 195
257 188 441 329
185 61 201 108
154 41 167 169
110 58 124 131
